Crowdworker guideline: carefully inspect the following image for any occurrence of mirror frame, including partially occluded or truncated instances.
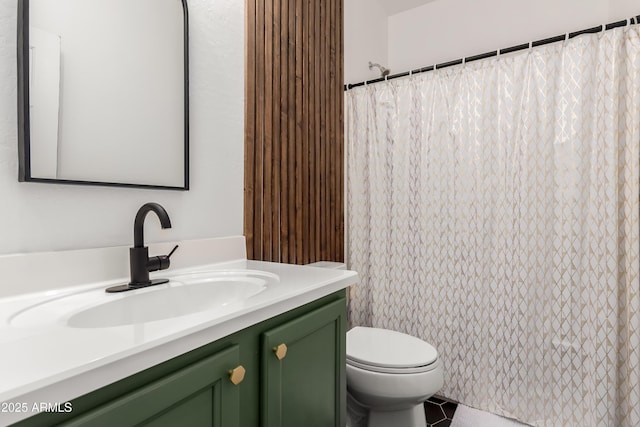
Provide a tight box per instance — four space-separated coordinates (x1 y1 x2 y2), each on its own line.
16 0 190 190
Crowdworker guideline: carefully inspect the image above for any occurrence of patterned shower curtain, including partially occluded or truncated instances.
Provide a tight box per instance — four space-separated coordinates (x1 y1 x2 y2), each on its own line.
345 26 640 427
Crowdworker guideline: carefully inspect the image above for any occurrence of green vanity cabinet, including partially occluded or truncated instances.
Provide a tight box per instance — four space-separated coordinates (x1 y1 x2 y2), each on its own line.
261 299 346 427
11 291 346 427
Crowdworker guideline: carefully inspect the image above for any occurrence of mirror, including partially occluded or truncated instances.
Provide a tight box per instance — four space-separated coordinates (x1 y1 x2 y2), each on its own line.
17 0 189 190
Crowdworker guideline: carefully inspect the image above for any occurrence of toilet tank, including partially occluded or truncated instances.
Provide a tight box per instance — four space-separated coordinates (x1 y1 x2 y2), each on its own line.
306 261 346 270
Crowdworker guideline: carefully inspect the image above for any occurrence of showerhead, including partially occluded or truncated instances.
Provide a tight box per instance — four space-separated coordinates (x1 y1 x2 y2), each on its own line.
368 61 390 78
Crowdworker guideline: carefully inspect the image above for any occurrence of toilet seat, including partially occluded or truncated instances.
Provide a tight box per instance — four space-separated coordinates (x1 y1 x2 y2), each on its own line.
347 358 439 374
346 327 439 374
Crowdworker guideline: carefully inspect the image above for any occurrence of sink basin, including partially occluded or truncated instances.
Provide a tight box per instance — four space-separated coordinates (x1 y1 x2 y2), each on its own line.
9 270 276 328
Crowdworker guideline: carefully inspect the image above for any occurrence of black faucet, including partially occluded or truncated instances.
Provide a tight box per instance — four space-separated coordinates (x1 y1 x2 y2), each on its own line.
106 203 178 293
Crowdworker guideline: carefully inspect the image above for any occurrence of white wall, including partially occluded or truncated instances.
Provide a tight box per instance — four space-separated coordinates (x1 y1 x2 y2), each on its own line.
0 0 244 255
344 0 389 84
388 0 640 73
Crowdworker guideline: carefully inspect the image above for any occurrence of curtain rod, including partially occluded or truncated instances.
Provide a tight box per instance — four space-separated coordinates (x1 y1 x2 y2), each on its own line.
344 14 640 91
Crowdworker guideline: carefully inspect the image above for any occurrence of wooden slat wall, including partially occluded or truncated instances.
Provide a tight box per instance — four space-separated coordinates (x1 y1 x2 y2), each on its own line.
245 0 344 264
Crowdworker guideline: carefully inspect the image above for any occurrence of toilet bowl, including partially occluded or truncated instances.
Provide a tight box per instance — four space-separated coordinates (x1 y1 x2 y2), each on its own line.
346 327 444 427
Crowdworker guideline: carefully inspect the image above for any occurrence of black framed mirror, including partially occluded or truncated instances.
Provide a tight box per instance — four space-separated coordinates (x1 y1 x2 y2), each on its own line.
17 0 189 190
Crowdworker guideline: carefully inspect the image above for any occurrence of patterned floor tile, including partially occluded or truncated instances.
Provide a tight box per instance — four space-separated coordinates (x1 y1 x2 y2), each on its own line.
425 396 458 427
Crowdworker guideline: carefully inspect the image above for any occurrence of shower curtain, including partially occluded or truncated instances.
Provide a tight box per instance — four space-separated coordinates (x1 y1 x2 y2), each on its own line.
345 26 640 427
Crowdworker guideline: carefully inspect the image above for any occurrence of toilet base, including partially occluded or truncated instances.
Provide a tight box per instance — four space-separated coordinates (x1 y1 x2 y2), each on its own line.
368 404 426 427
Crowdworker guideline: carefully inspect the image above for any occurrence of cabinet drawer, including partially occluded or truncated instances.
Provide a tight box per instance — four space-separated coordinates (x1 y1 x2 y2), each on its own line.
61 345 242 427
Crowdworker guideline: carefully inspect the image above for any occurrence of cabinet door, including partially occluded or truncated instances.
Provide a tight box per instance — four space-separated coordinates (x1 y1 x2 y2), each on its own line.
61 345 244 427
261 298 346 427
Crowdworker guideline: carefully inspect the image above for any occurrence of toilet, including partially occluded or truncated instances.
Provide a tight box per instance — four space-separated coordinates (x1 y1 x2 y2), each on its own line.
346 327 444 427
305 262 443 427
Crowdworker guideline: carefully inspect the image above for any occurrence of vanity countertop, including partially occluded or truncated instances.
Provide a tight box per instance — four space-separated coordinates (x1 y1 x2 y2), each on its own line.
0 259 357 426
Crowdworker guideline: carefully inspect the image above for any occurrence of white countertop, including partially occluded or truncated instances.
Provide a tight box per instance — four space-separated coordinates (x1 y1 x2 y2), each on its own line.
0 259 357 426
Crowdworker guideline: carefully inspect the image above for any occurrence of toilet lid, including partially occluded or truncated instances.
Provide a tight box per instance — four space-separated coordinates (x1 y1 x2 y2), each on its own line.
346 327 438 369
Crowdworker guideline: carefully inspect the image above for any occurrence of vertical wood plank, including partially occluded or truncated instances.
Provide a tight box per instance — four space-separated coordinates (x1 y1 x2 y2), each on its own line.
301 0 310 264
330 0 338 260
279 0 289 263
307 0 316 263
254 0 265 261
244 0 256 260
321 0 329 261
272 0 281 262
323 0 331 259
314 0 321 261
294 0 303 264
287 0 297 263
264 0 274 261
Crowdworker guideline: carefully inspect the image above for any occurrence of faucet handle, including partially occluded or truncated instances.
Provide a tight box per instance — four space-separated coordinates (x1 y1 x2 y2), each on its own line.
167 244 179 258
148 245 179 273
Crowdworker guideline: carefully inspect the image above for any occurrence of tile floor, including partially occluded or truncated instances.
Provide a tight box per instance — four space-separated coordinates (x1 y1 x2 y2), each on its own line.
424 396 458 427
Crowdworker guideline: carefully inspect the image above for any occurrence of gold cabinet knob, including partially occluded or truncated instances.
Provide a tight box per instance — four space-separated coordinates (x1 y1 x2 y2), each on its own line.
273 343 287 360
229 365 246 385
